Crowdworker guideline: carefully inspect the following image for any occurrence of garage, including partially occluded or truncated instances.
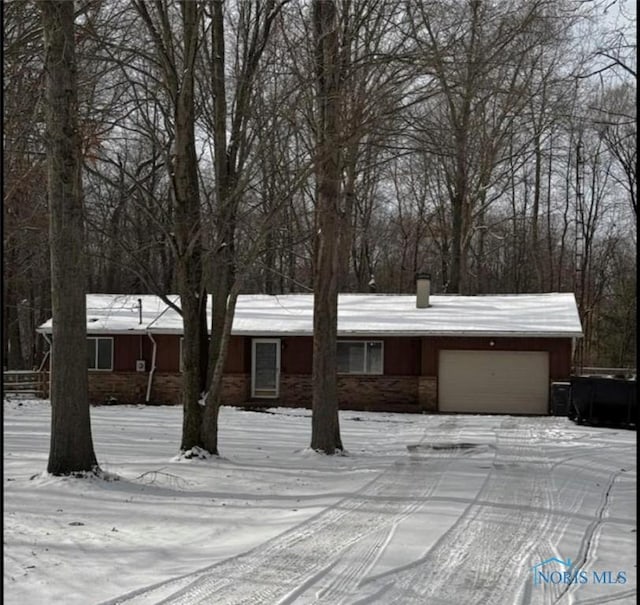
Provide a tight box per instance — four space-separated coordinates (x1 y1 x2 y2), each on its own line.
438 350 550 414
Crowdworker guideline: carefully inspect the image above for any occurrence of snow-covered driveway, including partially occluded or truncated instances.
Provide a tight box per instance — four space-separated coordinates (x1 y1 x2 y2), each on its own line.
3 402 636 605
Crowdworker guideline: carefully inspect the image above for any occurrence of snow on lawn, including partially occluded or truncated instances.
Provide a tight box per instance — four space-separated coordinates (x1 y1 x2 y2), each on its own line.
3 399 636 605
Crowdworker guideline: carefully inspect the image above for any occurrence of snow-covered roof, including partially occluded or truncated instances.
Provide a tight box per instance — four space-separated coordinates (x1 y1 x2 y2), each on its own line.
37 292 583 338
37 294 179 335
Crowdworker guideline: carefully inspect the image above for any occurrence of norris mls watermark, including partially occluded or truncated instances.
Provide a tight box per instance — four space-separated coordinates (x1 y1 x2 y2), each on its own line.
531 557 627 586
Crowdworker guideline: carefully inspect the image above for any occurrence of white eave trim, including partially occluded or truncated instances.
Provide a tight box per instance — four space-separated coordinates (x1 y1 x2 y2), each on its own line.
37 327 583 338
229 330 583 338
36 328 151 335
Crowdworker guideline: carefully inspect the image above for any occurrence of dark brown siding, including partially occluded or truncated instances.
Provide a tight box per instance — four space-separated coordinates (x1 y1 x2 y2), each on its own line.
383 338 421 375
149 334 249 374
153 334 181 372
110 334 154 372
282 337 313 374
105 334 250 375
421 336 574 380
225 336 248 373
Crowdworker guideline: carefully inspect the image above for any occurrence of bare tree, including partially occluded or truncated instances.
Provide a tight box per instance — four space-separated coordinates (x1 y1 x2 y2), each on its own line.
310 0 344 454
592 83 637 219
39 0 99 475
3 1 50 371
131 0 207 451
406 0 580 293
72 0 293 456
199 0 291 454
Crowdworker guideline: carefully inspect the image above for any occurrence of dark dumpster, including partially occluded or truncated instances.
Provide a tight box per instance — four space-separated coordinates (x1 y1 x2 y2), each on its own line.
569 376 636 428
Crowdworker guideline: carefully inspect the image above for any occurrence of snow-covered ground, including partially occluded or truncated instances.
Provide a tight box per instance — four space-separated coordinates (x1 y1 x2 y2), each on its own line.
3 399 636 604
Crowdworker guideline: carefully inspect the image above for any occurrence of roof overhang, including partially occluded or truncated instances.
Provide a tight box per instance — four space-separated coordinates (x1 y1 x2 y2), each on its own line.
37 327 583 338
225 329 584 338
36 327 151 336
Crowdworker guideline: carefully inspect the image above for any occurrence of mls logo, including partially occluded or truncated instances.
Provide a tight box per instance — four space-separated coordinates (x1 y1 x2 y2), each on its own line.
531 556 627 586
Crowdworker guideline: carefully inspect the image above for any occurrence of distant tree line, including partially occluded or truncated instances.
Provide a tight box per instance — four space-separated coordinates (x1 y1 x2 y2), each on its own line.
3 1 636 464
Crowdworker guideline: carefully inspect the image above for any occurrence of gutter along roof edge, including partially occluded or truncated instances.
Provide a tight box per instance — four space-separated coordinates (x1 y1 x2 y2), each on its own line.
36 327 583 338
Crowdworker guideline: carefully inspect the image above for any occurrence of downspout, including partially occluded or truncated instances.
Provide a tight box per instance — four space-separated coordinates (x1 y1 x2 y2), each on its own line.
144 296 177 403
145 332 157 403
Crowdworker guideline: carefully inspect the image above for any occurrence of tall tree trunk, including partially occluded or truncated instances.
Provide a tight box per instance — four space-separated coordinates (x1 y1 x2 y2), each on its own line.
173 1 204 452
131 0 205 452
39 0 99 475
198 0 286 454
311 0 343 455
202 0 236 452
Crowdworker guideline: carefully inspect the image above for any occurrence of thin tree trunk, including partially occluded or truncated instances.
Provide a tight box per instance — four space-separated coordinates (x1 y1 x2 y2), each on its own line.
449 193 464 293
339 149 358 290
39 0 99 475
201 285 240 454
532 132 543 290
5 273 25 370
546 133 554 291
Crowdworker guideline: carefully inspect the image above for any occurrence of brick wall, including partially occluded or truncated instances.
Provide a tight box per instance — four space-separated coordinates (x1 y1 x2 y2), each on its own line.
418 376 437 412
222 374 250 404
88 372 182 405
89 371 423 411
338 375 419 411
150 373 181 404
271 374 420 412
88 372 148 404
146 373 250 405
93 372 251 406
279 374 312 407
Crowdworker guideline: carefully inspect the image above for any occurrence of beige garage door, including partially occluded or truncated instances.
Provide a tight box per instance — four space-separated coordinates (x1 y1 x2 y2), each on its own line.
438 350 549 414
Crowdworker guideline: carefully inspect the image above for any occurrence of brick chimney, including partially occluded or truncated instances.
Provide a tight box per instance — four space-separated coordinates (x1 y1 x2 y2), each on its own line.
416 273 431 308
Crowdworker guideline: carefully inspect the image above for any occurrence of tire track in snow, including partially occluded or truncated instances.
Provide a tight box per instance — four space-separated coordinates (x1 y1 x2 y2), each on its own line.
104 422 465 605
282 525 393 605
103 417 631 605
294 462 455 604
358 418 561 605
552 451 634 604
522 433 636 605
155 428 471 604
288 417 470 605
157 463 444 604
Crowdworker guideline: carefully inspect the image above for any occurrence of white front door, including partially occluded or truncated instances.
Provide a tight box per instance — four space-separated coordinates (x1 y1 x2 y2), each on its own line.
251 339 280 398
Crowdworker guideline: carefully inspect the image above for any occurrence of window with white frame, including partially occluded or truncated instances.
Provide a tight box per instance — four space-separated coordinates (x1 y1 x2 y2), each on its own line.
87 337 113 370
337 341 383 375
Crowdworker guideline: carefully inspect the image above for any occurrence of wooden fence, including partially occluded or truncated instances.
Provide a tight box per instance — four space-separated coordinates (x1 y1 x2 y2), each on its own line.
3 371 49 399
